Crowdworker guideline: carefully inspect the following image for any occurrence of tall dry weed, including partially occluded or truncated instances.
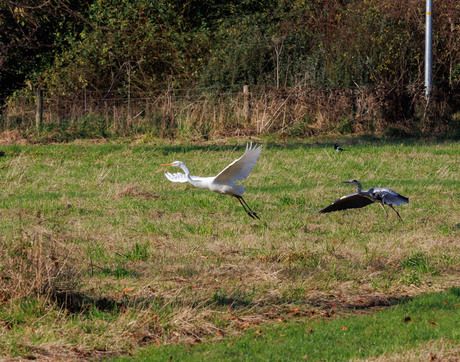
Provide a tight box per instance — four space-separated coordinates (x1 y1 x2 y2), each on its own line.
0 229 82 303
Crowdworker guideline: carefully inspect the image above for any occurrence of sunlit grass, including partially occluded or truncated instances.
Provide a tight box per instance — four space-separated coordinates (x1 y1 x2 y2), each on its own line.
0 138 458 359
119 288 460 361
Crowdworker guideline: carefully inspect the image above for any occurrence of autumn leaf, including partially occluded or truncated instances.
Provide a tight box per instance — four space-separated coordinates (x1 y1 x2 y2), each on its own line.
186 338 200 345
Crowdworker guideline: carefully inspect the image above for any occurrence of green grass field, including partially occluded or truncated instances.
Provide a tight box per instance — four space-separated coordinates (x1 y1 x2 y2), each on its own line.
0 137 458 359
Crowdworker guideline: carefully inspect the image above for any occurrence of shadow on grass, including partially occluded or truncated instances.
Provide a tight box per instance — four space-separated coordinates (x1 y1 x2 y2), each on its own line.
154 136 459 158
212 289 255 308
1 136 456 159
52 290 166 315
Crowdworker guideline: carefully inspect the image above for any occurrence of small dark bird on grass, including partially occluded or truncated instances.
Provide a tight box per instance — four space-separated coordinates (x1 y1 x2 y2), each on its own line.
334 143 344 152
318 179 409 221
0 151 5 157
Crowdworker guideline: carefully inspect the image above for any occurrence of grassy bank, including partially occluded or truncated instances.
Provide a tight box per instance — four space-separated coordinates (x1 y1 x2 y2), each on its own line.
117 288 460 361
0 137 458 359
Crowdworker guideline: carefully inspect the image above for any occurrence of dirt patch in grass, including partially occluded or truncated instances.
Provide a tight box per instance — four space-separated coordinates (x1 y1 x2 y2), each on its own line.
114 185 161 200
72 138 109 145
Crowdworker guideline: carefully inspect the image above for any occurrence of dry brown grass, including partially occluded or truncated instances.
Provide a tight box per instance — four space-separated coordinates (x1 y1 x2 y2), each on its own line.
0 229 83 303
363 339 460 362
3 84 456 141
0 130 29 145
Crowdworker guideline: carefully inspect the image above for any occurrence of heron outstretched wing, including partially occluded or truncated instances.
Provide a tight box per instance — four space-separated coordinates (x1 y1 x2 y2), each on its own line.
318 193 374 213
379 189 409 206
214 142 262 185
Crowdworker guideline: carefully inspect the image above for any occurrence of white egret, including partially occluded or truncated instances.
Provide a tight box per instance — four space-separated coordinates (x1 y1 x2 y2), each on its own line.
318 179 409 221
161 142 262 219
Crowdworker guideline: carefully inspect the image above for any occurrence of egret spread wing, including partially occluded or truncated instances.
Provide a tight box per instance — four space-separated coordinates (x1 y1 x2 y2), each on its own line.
165 172 204 184
318 193 374 213
165 172 189 183
214 142 262 185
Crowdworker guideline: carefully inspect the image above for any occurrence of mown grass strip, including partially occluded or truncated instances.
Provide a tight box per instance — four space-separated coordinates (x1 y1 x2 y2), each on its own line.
118 288 459 361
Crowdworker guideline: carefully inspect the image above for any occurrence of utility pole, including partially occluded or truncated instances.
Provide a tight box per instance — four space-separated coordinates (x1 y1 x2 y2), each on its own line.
425 0 433 100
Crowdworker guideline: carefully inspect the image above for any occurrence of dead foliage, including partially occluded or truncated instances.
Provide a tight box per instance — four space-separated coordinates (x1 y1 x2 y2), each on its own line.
2 84 457 142
363 339 460 362
0 229 83 303
0 130 28 145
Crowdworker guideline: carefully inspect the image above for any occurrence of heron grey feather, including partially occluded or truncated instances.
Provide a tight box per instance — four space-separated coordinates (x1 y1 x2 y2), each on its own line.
318 180 409 220
318 193 374 213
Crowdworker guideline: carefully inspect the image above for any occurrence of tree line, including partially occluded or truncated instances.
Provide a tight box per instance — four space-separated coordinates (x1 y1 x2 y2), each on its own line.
0 0 458 136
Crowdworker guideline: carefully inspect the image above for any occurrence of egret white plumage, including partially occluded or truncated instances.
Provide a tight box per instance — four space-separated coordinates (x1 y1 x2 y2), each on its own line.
161 142 262 219
318 179 409 221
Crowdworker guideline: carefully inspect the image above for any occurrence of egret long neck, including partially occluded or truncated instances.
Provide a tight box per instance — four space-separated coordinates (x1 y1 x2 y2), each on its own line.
355 181 363 193
179 163 198 185
179 163 191 178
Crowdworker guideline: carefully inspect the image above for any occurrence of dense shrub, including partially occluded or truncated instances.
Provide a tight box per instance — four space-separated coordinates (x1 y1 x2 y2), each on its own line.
1 0 458 137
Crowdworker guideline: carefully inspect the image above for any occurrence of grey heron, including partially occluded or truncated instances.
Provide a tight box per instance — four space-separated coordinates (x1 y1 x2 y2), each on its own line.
334 143 344 152
162 142 262 219
318 180 409 221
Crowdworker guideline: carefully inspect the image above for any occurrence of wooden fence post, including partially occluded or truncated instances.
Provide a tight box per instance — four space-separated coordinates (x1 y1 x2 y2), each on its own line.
84 87 87 112
243 85 250 120
127 63 132 123
35 88 43 129
145 97 150 119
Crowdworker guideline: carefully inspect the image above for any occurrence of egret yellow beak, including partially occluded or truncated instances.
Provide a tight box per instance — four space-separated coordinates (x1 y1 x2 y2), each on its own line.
161 163 173 167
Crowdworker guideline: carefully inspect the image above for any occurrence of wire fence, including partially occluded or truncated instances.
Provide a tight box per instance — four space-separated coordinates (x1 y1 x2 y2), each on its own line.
1 85 263 135
0 82 448 137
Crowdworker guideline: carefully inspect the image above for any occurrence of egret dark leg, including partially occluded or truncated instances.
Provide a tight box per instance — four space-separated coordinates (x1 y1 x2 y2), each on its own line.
235 196 260 220
378 203 389 218
235 196 254 219
388 204 403 221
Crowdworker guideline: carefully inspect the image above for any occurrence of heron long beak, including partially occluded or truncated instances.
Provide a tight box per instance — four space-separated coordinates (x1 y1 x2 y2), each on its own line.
161 163 173 167
342 180 353 184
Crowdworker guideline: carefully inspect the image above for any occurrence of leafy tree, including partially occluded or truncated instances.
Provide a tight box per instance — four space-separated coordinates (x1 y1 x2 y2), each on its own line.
0 0 88 97
38 0 211 96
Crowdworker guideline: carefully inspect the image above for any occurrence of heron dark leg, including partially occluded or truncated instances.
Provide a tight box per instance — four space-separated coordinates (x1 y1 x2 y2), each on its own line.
378 203 389 218
235 196 260 220
388 204 403 221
